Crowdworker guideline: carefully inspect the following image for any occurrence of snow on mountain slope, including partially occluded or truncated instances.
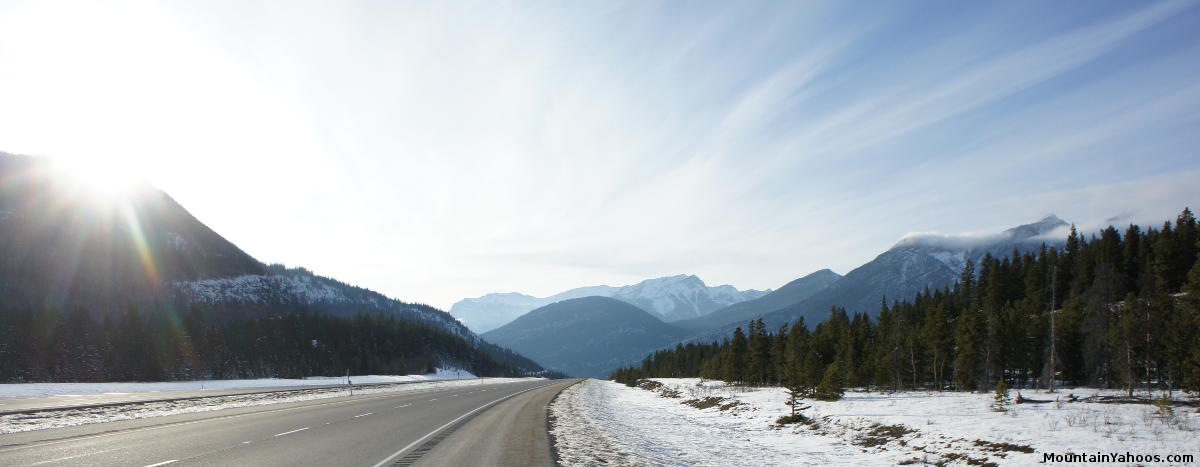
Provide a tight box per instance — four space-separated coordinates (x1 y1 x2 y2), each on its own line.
171 266 475 341
611 275 768 322
451 275 768 332
175 274 374 306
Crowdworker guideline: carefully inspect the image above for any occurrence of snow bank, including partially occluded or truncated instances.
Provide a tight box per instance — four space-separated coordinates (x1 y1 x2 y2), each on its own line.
0 368 475 398
550 379 896 466
552 379 1199 466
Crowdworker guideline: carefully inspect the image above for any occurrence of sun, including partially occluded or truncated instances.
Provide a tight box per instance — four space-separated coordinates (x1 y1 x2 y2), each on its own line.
51 156 147 197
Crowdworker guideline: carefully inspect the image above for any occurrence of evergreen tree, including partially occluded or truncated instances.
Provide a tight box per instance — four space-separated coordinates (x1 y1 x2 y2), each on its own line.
725 327 749 384
990 378 1011 412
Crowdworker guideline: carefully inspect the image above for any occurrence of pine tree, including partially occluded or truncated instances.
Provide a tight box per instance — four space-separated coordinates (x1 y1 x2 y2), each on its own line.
991 378 1011 412
814 360 844 401
747 319 769 386
725 327 748 385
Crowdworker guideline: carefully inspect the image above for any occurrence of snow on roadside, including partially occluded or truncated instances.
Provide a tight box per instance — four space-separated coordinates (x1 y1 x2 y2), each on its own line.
0 368 475 398
550 379 896 466
0 376 535 434
552 378 1200 466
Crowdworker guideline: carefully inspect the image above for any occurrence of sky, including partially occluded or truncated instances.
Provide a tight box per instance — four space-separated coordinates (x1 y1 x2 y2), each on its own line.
1 0 1198 310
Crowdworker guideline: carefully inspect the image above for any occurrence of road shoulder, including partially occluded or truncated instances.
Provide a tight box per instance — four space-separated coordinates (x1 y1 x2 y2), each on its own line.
412 379 582 467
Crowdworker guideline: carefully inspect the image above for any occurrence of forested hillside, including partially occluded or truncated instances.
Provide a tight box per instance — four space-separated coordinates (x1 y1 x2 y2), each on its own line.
0 152 548 382
0 306 538 382
614 209 1200 395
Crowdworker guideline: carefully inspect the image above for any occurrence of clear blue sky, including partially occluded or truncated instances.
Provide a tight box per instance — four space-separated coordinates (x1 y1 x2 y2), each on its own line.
1 0 1198 309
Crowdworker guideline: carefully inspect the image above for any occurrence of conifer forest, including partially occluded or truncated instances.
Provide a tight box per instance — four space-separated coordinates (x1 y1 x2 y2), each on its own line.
613 208 1200 397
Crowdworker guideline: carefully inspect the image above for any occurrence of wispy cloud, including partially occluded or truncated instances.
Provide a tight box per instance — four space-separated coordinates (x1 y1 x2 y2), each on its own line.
1 1 1197 307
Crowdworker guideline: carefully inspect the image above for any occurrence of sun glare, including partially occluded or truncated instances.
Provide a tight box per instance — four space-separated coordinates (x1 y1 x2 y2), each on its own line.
52 156 146 197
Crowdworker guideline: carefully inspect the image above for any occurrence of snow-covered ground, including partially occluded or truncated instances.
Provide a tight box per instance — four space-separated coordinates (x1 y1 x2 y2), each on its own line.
0 368 475 398
550 379 1200 466
1 375 537 434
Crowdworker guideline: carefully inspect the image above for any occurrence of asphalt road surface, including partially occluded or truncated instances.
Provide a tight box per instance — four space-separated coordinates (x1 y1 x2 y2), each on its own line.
0 378 580 466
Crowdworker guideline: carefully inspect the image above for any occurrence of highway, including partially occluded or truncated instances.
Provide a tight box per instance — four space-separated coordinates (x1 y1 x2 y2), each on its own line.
0 379 579 467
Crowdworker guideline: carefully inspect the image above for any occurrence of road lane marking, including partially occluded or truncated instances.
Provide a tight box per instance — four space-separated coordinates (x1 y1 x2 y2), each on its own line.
428 398 438 401
144 460 178 467
28 447 122 465
274 427 309 437
371 382 554 467
395 404 412 408
354 412 372 418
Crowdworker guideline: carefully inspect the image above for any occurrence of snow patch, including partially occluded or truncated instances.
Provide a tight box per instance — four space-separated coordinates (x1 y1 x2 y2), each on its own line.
0 368 476 398
552 379 1200 466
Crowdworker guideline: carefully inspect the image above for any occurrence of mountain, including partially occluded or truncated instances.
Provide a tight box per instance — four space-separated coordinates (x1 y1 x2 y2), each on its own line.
450 287 615 334
481 296 689 377
451 275 767 332
672 269 842 332
0 154 265 314
681 215 1070 342
610 275 769 322
0 152 544 380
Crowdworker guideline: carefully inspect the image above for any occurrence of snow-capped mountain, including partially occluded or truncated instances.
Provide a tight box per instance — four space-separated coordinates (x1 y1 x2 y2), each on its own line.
450 275 768 333
682 215 1071 343
673 269 843 333
611 275 769 322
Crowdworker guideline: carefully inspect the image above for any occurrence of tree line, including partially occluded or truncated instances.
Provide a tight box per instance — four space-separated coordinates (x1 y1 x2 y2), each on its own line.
0 304 534 382
613 208 1200 398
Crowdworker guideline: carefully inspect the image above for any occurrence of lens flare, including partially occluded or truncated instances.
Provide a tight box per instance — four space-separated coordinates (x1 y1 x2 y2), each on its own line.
120 202 161 286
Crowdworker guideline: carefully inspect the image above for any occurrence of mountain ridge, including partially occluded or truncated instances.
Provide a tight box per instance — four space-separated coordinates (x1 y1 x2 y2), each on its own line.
677 215 1071 345
450 274 768 332
481 296 689 377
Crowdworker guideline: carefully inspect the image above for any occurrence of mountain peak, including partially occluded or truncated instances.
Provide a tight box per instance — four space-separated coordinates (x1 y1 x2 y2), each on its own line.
1004 214 1069 240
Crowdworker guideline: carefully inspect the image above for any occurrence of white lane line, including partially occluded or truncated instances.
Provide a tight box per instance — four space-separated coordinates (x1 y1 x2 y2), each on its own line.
354 412 372 418
371 383 554 467
274 427 309 437
242 441 252 444
28 447 122 465
144 461 178 467
428 398 438 401
395 404 412 408
450 394 459 397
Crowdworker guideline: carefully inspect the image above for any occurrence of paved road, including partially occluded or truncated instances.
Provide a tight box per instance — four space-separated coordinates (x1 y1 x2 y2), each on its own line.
414 378 574 467
0 379 579 466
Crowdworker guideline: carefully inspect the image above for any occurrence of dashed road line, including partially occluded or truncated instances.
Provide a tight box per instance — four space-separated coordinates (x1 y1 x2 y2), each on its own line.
28 447 122 466
274 427 309 437
144 460 178 467
395 404 412 408
354 413 372 418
